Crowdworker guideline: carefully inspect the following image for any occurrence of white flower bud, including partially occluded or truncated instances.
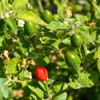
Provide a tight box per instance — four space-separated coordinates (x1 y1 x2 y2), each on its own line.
18 20 25 27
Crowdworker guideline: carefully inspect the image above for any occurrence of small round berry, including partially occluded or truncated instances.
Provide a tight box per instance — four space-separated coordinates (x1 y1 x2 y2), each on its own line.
65 51 81 68
71 33 83 47
42 10 52 23
24 22 37 35
35 66 48 81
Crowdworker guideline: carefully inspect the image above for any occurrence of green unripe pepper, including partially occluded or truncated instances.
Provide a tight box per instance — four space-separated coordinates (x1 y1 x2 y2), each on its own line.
65 51 81 68
24 22 37 35
71 33 83 47
53 14 60 21
42 10 52 24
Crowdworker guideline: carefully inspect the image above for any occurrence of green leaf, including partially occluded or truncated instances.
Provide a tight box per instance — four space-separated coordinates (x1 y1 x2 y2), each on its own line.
0 78 9 99
40 37 50 44
17 10 47 26
85 52 95 61
77 26 95 45
53 81 68 93
0 2 4 18
46 39 60 50
78 73 88 86
19 70 31 79
18 32 29 53
61 38 70 44
51 40 60 50
69 73 94 89
0 37 3 46
5 17 17 34
38 81 46 92
91 31 97 41
31 94 38 100
28 85 43 99
68 81 81 89
56 58 68 69
28 52 38 59
57 8 65 18
12 0 28 10
78 73 94 87
2 0 9 10
89 70 99 83
92 2 100 15
35 55 49 66
54 92 67 100
6 57 19 74
97 59 100 73
97 47 100 59
74 14 86 23
13 51 21 58
48 21 66 30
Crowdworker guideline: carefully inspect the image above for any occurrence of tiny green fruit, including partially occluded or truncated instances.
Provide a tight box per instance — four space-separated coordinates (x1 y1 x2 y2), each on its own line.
65 51 81 68
72 4 83 13
71 33 83 47
42 10 52 23
24 22 37 35
53 14 60 21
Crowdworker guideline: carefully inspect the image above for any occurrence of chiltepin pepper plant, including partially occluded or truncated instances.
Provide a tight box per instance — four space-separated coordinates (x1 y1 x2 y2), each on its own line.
0 0 100 100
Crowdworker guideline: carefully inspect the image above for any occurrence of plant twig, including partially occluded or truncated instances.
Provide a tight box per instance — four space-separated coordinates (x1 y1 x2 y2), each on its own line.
5 79 22 85
82 59 97 72
37 0 44 13
50 87 70 100
77 47 82 59
44 81 51 99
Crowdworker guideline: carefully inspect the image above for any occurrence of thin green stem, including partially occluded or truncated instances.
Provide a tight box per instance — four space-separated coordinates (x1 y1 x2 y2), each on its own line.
15 69 23 77
45 0 50 7
87 0 94 21
77 47 82 59
44 81 51 99
76 66 81 76
10 0 13 4
5 79 22 85
92 2 100 15
29 35 37 51
82 59 97 72
37 0 44 13
23 69 25 78
5 80 11 85
18 39 24 55
95 27 100 29
83 44 88 56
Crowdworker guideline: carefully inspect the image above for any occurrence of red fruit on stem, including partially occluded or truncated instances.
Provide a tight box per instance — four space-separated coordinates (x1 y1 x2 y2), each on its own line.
35 66 48 81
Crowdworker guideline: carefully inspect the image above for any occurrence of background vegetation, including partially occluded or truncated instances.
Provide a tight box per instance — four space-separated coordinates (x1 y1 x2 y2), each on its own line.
0 0 100 100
